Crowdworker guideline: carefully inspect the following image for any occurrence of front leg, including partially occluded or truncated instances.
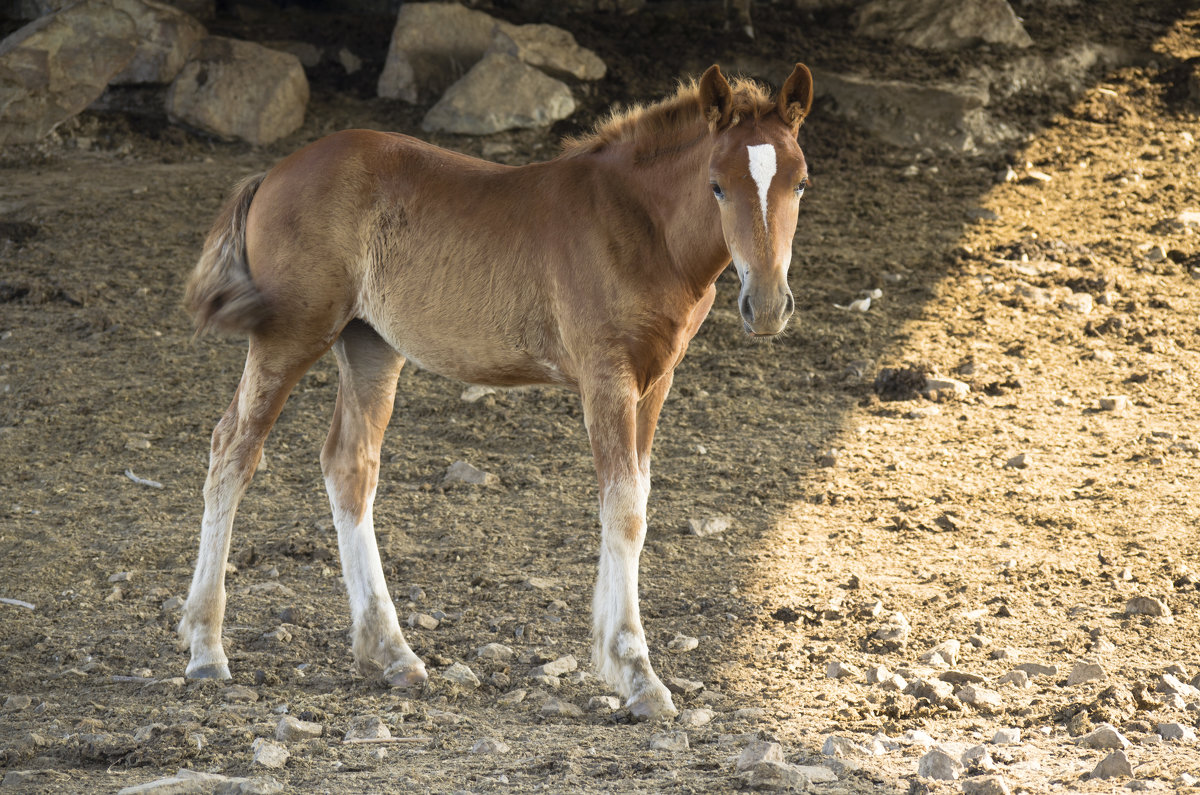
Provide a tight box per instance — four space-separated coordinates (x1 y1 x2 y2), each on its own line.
583 374 677 719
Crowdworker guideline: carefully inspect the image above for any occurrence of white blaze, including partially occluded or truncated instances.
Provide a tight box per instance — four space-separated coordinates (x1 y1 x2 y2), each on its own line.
747 143 777 233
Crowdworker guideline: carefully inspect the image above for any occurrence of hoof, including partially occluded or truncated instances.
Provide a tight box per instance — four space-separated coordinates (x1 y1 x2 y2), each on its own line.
186 661 232 680
626 681 677 720
383 660 428 688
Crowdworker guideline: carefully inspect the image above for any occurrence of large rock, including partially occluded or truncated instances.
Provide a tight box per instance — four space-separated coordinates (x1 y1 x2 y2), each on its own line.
166 36 308 145
813 68 1011 154
111 0 206 84
422 52 575 135
378 2 517 104
487 25 605 82
0 0 138 145
855 0 1032 50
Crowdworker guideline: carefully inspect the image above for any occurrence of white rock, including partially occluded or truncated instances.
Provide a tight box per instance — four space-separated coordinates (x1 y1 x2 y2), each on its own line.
920 640 960 666
250 738 288 769
648 730 689 751
923 377 970 397
470 737 510 753
1157 722 1197 741
476 642 514 662
343 715 390 742
822 735 874 757
992 728 1021 745
442 662 480 688
956 685 1003 711
1098 395 1132 412
460 385 497 403
826 660 861 679
1005 452 1032 469
442 460 498 486
741 761 837 789
1125 596 1171 617
275 715 322 741
917 748 963 780
961 775 1012 795
1061 292 1094 314
486 24 605 81
687 515 733 537
587 695 619 712
1089 749 1133 780
865 665 891 684
422 53 575 135
677 708 714 727
736 740 785 771
1076 723 1129 750
532 655 577 677
540 697 582 717
1066 661 1106 686
666 676 704 695
997 670 1031 689
873 612 911 651
1160 673 1200 699
407 612 438 629
666 634 699 653
1014 662 1057 678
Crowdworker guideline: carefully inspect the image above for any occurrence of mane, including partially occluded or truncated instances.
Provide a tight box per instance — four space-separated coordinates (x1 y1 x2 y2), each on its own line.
562 76 778 161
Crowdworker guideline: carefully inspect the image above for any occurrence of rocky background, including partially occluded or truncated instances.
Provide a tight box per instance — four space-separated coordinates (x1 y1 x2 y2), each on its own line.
2 1 1200 793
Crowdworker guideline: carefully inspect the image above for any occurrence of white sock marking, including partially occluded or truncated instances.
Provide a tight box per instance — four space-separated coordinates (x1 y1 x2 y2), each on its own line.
747 143 777 233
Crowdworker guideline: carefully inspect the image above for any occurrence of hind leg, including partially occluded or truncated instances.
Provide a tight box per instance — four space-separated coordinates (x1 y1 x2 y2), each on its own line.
180 337 325 679
322 321 425 687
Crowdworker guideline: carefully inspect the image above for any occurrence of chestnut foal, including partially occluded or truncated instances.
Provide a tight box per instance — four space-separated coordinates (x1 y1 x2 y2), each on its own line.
180 63 813 719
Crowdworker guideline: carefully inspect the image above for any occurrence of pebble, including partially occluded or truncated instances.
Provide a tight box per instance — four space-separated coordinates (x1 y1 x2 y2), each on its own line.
588 695 619 712
1004 452 1032 469
917 748 963 780
648 730 689 751
460 385 496 403
865 665 891 684
924 376 970 398
1181 773 1200 787
1160 673 1200 699
961 775 1012 795
476 642 514 662
1099 395 1132 412
990 648 1020 662
666 676 703 695
901 729 937 747
962 744 995 770
666 634 698 653
677 707 714 727
442 460 499 486
822 735 874 758
540 697 583 718
407 612 439 630
495 689 526 706
1125 596 1171 617
1061 292 1094 314
1157 722 1196 741
879 674 907 691
532 654 577 677
344 715 390 741
731 707 766 721
737 740 784 770
687 515 732 537
1077 723 1129 750
274 715 323 741
441 662 480 689
251 738 289 769
4 695 32 711
1067 660 1106 686
222 685 259 703
969 634 991 648
992 728 1021 745
471 737 510 753
1089 749 1133 780
826 660 860 679
529 674 560 689
1014 662 1057 678
1142 244 1167 262
906 678 954 704
873 612 911 651
940 671 986 686
956 685 1003 711
742 762 837 790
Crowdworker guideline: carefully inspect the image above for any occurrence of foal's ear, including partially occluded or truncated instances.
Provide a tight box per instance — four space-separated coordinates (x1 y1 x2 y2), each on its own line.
699 64 733 129
778 63 813 128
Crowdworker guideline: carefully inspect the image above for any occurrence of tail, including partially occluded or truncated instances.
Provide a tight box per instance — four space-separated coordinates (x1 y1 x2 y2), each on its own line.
184 172 270 336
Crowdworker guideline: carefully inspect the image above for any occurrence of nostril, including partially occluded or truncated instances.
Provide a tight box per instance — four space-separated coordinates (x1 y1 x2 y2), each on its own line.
739 293 754 322
784 292 795 315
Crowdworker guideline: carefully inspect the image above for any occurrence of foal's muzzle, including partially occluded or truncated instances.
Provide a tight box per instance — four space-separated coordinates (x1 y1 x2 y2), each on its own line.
739 284 794 336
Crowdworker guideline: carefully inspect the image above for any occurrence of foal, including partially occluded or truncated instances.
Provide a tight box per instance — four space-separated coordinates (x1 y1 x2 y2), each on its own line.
181 63 813 719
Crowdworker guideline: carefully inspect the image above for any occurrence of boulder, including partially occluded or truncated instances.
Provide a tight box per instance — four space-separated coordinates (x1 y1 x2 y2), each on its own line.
813 68 1010 154
487 25 605 82
378 2 518 104
0 0 138 145
422 52 575 135
166 36 308 145
111 0 206 84
855 0 1032 50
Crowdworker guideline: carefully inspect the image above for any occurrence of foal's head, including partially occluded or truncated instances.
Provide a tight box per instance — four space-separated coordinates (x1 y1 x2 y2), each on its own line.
700 64 813 337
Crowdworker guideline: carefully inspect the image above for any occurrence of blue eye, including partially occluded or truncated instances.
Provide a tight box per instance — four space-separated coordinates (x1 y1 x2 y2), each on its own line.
711 183 725 200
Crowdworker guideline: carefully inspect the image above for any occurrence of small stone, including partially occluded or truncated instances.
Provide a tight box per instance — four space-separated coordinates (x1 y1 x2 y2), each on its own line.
4 695 33 711
1099 395 1133 412
442 662 480 689
1160 673 1200 699
532 655 577 677
1067 661 1106 686
880 674 907 691
826 660 861 679
666 677 703 695
822 735 874 758
109 571 134 583
1005 452 1032 469
921 640 961 667
222 685 259 703
588 695 619 711
216 776 284 795
649 730 689 751
990 647 1020 662
1180 773 1200 787
1142 244 1167 262
407 612 439 630
471 737 510 753
956 685 1003 711
476 642 514 662
687 515 733 537
666 634 698 653
873 612 911 651
460 385 496 403
940 671 986 686
529 674 560 689
732 707 767 721
1157 722 1196 741
442 460 499 486
865 665 891 684
917 748 963 780
1125 596 1171 617
540 697 582 717
961 775 1012 795
997 670 1030 689
677 708 714 727
275 715 322 742
992 728 1021 745
1014 662 1057 678
905 677 954 704
923 376 970 398
1062 292 1094 314
251 738 289 769
969 634 991 648
1077 723 1129 750
344 715 390 742
1089 749 1133 780
962 744 995 770
740 761 829 789
496 689 526 706
737 740 785 770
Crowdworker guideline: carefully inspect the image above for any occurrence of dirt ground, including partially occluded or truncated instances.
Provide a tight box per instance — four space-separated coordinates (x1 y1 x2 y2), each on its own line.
2 2 1200 792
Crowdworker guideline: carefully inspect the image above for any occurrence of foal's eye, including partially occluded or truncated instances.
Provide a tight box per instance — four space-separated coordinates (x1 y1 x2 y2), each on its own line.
711 183 725 200
795 179 809 196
